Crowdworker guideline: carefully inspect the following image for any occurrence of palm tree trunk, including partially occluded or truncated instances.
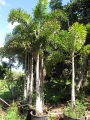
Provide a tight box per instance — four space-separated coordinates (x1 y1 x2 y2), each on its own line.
40 53 44 105
27 53 30 94
24 52 27 100
71 51 75 109
29 55 34 105
36 52 42 113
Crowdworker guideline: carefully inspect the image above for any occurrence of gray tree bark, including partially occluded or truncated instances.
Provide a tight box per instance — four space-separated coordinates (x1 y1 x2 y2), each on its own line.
77 55 89 91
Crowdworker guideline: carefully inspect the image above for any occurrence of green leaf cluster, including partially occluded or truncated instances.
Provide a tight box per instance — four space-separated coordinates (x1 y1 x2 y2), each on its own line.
64 99 85 118
5 103 25 120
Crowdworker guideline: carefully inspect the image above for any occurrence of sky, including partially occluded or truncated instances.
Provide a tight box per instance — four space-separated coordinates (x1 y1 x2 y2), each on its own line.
0 0 70 48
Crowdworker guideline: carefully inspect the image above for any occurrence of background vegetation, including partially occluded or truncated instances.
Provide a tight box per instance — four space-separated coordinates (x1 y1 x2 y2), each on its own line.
0 0 90 119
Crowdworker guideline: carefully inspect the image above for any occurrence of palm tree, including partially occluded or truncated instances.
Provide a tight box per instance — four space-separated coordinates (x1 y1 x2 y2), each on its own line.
7 1 48 113
47 22 87 108
32 0 48 113
33 0 68 113
5 11 34 102
5 0 68 114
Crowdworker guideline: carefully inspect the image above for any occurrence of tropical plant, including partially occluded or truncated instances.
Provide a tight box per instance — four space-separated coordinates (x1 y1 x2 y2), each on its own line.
64 0 90 92
5 103 25 120
48 22 87 109
32 0 49 114
64 99 85 118
49 0 63 10
5 8 35 104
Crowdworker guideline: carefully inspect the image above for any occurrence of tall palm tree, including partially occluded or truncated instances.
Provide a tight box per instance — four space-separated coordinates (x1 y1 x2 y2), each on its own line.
5 12 34 102
32 0 48 113
47 22 87 108
5 0 68 114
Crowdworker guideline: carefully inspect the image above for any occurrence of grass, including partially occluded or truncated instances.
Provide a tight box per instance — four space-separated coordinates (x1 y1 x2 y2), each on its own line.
0 80 25 120
5 103 25 120
0 102 6 120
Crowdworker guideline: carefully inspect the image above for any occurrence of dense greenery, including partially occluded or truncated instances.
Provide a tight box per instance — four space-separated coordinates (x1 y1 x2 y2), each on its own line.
0 71 25 119
5 103 25 120
64 99 85 118
0 0 90 119
0 61 9 79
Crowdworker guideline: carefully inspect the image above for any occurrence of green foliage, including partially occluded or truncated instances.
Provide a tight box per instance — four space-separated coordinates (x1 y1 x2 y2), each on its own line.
0 80 9 93
15 74 24 100
44 78 71 103
8 8 31 25
0 81 12 106
3 0 90 113
33 0 48 21
49 0 63 10
0 62 9 79
47 9 68 21
64 99 85 118
86 23 90 33
68 22 87 53
40 19 60 37
0 71 24 103
46 52 65 75
48 22 87 55
5 103 25 120
56 22 87 55
5 71 24 100
65 0 90 24
80 45 90 55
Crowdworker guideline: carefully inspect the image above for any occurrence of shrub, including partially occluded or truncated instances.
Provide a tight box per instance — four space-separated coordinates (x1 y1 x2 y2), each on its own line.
5 103 25 120
64 99 85 118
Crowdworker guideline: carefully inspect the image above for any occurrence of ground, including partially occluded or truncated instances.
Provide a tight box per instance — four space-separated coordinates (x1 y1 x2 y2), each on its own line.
47 103 64 120
0 104 6 120
0 100 90 120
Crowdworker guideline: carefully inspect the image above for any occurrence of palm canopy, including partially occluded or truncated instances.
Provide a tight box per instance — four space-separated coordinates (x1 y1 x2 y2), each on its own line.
68 22 87 53
8 8 32 25
3 21 35 66
6 7 36 52
5 2 69 69
48 22 87 55
47 9 67 21
33 0 48 22
6 7 35 52
4 24 33 49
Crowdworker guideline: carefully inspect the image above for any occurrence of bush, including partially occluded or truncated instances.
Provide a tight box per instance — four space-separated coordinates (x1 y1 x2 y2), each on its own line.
5 103 25 120
44 79 71 103
64 99 85 118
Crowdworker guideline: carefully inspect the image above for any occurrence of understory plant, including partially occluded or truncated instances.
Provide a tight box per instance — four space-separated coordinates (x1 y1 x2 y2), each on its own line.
64 99 85 118
5 103 25 120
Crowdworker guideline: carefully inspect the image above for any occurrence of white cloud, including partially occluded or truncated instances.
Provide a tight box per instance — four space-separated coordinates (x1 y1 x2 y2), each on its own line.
0 0 6 5
7 22 19 30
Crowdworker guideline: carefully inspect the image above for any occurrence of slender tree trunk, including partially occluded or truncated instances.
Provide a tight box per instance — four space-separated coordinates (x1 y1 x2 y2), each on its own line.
27 53 30 94
36 52 42 113
77 55 89 91
29 55 34 105
71 51 75 109
9 58 12 81
40 53 44 105
67 19 70 27
24 52 27 100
